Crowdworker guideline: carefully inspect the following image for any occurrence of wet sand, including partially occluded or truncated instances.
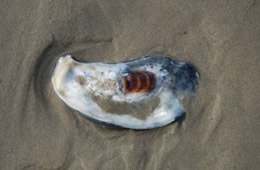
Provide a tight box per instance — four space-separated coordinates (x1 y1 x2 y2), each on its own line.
0 0 260 169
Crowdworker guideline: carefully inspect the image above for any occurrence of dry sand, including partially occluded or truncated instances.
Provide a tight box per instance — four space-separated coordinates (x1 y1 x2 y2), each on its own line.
0 0 260 169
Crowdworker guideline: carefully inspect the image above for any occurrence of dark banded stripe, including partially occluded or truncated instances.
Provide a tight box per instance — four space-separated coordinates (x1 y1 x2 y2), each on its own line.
122 71 156 93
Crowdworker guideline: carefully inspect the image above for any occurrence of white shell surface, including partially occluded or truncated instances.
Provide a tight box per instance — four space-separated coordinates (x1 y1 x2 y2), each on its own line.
51 55 195 129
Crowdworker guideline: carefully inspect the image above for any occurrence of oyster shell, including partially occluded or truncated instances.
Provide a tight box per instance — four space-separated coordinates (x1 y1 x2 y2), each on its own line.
51 55 199 129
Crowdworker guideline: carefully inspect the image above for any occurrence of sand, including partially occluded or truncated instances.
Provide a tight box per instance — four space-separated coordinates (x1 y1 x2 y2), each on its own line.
0 0 260 169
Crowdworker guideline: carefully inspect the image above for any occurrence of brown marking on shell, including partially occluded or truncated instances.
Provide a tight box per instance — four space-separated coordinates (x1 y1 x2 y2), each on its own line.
76 75 86 85
122 71 156 93
77 75 117 91
91 94 160 120
97 79 117 91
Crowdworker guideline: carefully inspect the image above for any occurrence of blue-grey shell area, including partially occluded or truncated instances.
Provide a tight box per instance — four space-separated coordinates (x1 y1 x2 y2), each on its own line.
119 56 199 95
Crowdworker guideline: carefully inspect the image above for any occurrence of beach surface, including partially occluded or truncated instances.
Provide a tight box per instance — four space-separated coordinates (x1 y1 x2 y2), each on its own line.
0 0 259 169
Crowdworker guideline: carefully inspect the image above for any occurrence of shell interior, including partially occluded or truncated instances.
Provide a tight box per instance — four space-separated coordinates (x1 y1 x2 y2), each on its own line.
51 55 199 129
